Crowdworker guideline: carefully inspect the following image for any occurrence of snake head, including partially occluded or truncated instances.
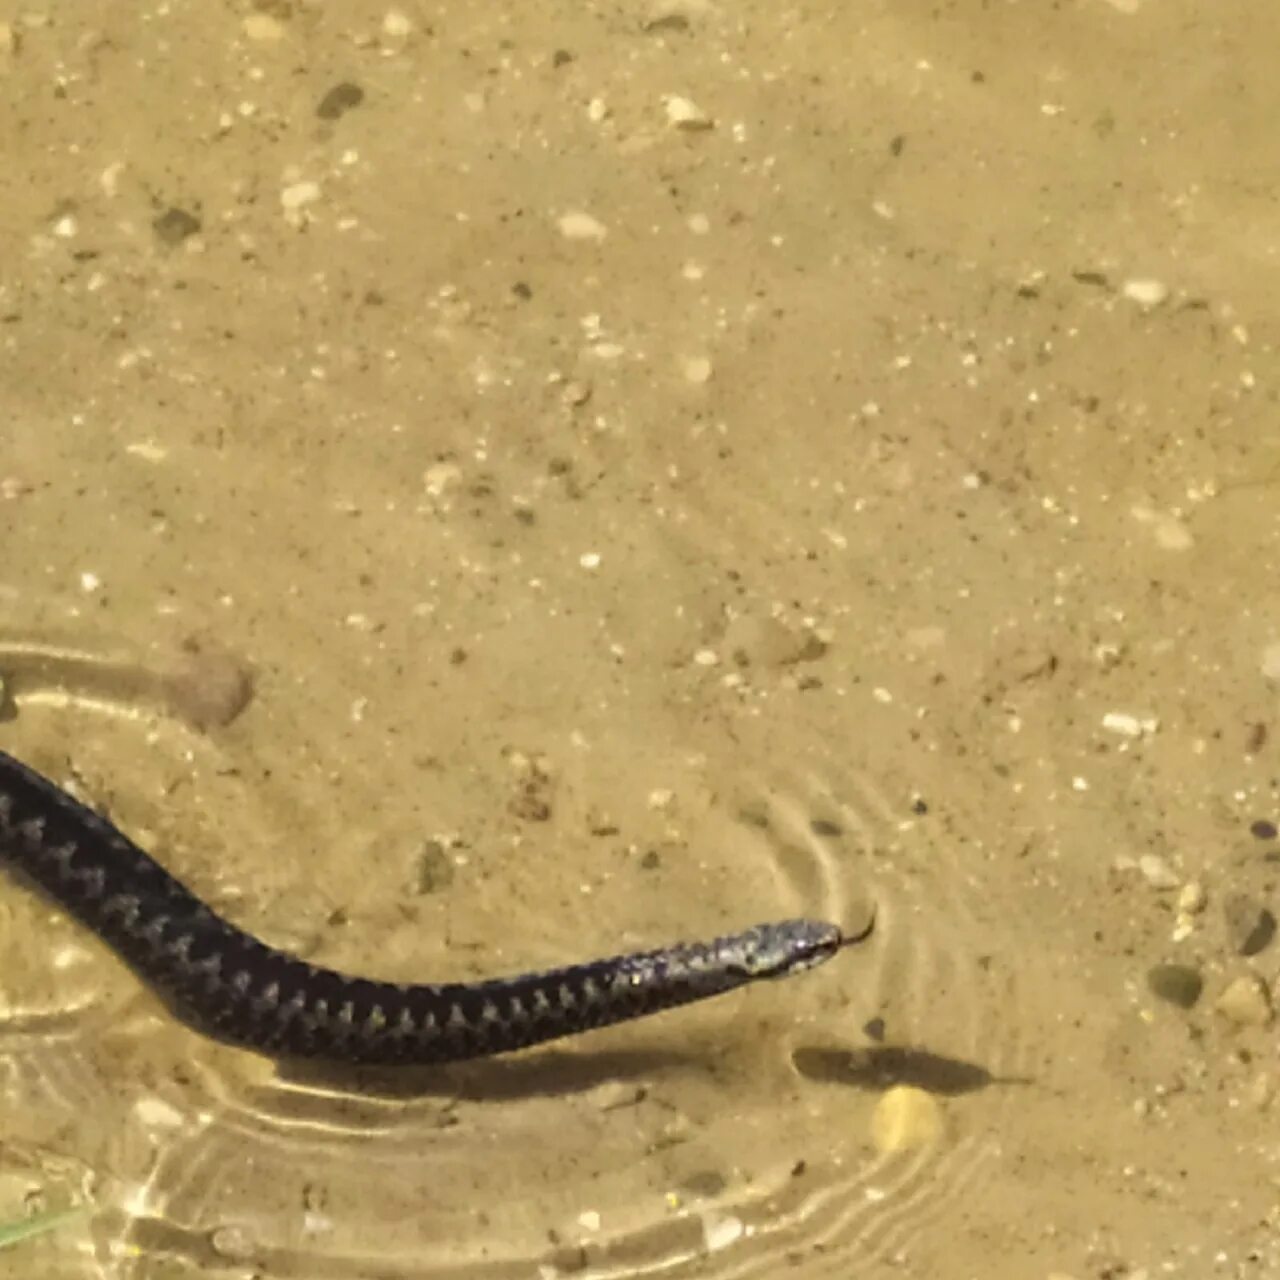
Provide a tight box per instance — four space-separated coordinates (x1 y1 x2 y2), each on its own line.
726 918 847 979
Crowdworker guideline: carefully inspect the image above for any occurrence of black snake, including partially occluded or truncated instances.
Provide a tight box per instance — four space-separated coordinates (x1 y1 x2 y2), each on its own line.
0 749 872 1064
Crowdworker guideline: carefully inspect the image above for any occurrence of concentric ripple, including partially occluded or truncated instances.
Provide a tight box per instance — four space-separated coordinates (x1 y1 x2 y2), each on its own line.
0 628 1033 1280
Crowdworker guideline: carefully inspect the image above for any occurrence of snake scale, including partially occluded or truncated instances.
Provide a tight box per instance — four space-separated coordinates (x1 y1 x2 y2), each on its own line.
0 749 872 1065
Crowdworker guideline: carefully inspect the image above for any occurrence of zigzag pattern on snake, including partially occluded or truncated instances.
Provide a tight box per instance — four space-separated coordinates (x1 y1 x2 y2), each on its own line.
0 749 872 1065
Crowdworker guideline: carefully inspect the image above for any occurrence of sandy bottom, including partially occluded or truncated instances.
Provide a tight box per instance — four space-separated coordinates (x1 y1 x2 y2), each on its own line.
2 3 1280 1278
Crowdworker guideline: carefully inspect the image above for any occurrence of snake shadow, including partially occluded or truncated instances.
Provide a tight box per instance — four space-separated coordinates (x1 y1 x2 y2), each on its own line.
791 1044 1032 1095
276 1044 704 1101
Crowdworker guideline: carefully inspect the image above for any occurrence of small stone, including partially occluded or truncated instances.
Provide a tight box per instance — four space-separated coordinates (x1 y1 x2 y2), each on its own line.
680 355 712 383
664 95 713 130
160 636 255 730
1138 854 1179 889
152 206 201 246
1250 819 1278 841
869 1085 944 1153
557 211 607 241
1260 642 1280 681
700 1211 744 1252
243 12 285 41
422 462 462 497
1177 881 1207 915
1246 1071 1274 1110
1147 963 1202 1009
281 180 321 212
316 82 364 120
1215 973 1273 1026
383 9 413 37
1122 278 1169 306
1223 895 1276 956
1101 711 1158 738
414 839 454 894
0 22 17 55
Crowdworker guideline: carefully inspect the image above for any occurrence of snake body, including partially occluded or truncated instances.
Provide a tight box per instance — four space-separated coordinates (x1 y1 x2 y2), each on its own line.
0 749 868 1065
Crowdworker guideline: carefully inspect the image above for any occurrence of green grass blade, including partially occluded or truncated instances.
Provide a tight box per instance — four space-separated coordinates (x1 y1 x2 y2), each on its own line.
0 1206 86 1250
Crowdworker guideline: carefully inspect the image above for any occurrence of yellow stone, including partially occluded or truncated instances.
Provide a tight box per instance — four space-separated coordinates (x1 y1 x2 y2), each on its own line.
870 1085 945 1153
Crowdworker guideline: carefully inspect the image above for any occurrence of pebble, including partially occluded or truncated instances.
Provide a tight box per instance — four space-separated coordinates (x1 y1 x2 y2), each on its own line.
383 9 413 37
869 1085 944 1153
664 95 713 130
152 206 201 246
1260 642 1280 681
1122 278 1169 306
700 1211 745 1252
557 211 607 241
1101 711 1158 738
1215 973 1273 1027
680 355 712 383
1138 854 1179 890
243 13 285 41
281 180 321 212
414 840 454 894
316 82 364 120
1146 963 1202 1009
160 637 255 730
1223 895 1276 956
1177 881 1207 914
1246 1072 1273 1110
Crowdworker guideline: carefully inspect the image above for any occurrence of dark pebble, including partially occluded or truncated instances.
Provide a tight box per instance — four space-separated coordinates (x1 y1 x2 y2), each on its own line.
1250 819 1278 841
316 82 364 120
1224 895 1277 956
1147 963 1203 1009
415 840 454 894
152 206 201 245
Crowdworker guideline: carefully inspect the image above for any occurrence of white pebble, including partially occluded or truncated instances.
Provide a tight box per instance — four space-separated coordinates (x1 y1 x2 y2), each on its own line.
579 551 601 569
870 1085 945 1152
664 95 713 130
79 571 102 593
701 1212 744 1252
693 649 719 667
243 13 284 40
558 211 607 241
1262 643 1280 681
280 180 321 211
422 462 462 496
1101 711 1158 738
1177 881 1207 914
383 9 413 36
134 1096 185 1128
1138 854 1179 890
1122 278 1168 306
681 355 712 383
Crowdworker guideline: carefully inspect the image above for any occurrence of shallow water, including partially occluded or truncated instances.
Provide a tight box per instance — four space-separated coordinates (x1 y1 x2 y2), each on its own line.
3 3 1280 1277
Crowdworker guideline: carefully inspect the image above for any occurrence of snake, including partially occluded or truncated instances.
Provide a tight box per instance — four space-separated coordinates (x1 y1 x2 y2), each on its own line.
0 749 873 1065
